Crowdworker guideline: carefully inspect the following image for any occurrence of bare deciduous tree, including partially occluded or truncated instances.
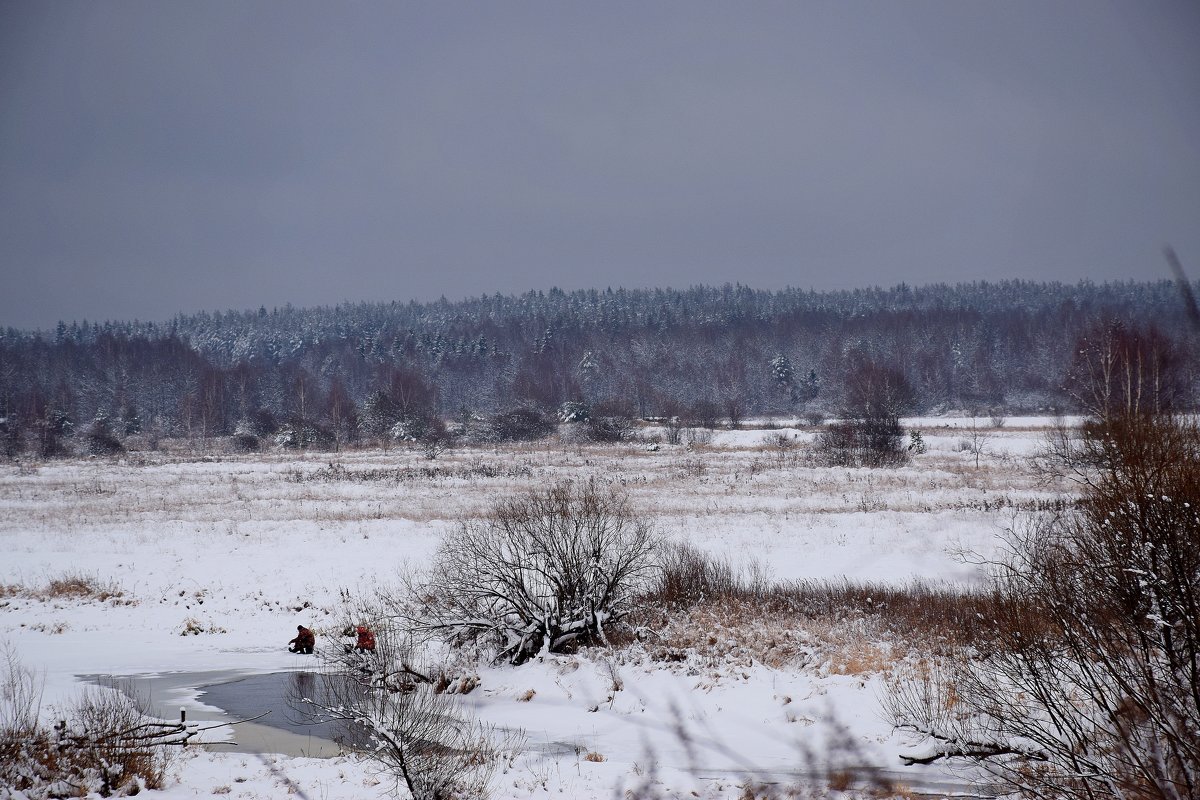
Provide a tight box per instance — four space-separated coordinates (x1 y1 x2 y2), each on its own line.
1065 321 1185 419
815 356 913 468
963 409 992 469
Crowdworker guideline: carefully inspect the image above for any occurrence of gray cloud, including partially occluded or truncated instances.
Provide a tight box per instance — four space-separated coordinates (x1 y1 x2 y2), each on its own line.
1 0 1197 329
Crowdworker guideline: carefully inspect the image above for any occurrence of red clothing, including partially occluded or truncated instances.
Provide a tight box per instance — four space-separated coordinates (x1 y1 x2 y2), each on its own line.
355 626 376 652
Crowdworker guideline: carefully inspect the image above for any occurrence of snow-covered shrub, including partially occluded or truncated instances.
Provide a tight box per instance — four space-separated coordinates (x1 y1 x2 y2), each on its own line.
1 650 170 798
389 414 432 442
419 430 448 460
417 480 661 664
557 401 591 423
229 419 261 452
240 408 279 437
556 404 636 444
273 418 333 450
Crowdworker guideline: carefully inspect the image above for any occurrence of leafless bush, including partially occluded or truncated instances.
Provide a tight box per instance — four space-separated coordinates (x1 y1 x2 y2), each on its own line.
0 644 42 759
652 542 741 608
415 480 661 664
888 413 1200 799
585 414 637 443
62 684 173 794
662 416 684 445
813 418 908 468
480 408 555 443
961 412 992 468
306 627 515 800
420 431 449 460
1 649 172 798
763 431 798 467
688 400 722 430
802 409 827 427
814 356 913 468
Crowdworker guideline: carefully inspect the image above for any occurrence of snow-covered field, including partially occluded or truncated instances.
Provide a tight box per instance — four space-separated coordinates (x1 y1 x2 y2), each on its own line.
0 422 1069 798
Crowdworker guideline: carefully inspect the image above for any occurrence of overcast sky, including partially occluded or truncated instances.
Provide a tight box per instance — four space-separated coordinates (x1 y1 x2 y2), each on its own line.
1 1 1197 330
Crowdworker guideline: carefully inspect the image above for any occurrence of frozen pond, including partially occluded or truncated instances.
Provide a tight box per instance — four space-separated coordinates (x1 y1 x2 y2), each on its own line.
85 670 355 757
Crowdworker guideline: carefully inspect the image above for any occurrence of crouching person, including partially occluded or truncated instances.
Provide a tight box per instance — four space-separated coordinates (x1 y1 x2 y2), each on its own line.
288 624 315 654
355 625 376 653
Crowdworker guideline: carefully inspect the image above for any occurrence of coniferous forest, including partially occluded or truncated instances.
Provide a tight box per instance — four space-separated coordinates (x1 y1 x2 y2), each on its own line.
1 280 1196 456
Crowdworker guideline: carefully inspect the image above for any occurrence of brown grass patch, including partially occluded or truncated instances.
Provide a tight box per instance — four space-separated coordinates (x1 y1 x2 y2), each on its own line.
2 572 126 604
620 542 1029 674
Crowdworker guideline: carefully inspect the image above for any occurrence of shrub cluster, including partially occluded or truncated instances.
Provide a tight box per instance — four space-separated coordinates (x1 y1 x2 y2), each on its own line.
813 417 908 468
1 655 169 798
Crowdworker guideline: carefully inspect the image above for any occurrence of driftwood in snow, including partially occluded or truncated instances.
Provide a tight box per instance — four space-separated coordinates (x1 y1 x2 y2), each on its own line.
53 708 270 750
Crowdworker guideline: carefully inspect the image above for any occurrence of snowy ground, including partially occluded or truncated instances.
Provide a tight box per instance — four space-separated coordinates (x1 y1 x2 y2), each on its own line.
0 421 1070 798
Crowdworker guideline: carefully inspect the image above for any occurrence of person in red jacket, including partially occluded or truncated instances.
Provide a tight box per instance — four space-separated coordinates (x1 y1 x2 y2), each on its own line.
354 625 376 653
288 625 315 654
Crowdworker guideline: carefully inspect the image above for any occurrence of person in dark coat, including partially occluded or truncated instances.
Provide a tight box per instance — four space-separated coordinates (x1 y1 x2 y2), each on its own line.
288 625 315 654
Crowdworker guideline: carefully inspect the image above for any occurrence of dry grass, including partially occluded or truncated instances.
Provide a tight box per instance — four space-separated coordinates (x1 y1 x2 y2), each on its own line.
0 433 1059 536
623 542 1024 675
47 573 107 599
1 571 127 604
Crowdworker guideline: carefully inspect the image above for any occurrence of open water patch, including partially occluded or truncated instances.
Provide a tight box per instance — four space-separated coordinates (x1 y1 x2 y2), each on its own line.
81 669 366 757
198 670 370 749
